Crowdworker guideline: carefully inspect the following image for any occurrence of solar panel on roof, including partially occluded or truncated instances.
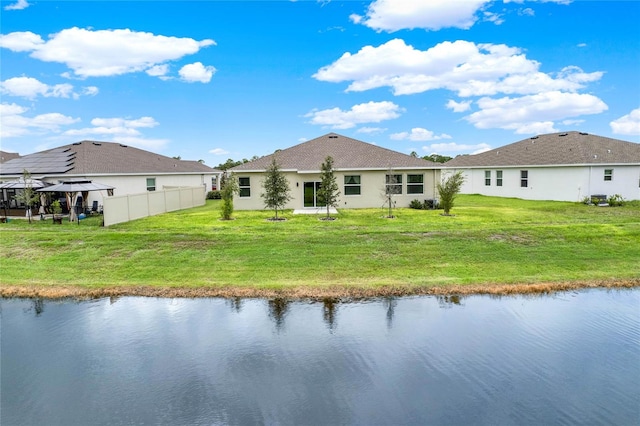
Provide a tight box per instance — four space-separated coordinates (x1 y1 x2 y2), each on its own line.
0 149 75 175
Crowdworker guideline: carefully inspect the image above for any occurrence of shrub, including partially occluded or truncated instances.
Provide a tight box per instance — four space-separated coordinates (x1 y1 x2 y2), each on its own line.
410 199 423 209
207 190 221 200
608 194 625 207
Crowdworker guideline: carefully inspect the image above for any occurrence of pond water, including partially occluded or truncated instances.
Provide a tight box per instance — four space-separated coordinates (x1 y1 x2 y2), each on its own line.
1 289 639 425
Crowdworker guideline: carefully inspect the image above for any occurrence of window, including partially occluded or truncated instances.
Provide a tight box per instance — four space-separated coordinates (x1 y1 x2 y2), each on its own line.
146 178 156 192
385 174 402 194
238 177 251 197
407 174 424 194
520 170 528 188
604 169 613 181
496 170 503 187
485 170 491 186
344 175 361 195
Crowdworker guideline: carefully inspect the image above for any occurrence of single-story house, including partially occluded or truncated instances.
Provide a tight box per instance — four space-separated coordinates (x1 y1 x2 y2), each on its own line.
231 133 441 211
444 131 640 202
0 140 221 212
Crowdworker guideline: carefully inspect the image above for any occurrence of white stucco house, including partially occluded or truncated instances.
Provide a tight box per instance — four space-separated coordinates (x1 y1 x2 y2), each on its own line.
231 133 441 211
445 131 640 202
0 140 221 212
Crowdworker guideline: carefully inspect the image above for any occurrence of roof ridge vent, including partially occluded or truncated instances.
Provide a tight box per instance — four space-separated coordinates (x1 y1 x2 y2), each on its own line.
92 142 102 146
530 136 538 140
559 133 568 137
119 144 128 148
328 135 338 139
579 132 589 135
72 142 81 145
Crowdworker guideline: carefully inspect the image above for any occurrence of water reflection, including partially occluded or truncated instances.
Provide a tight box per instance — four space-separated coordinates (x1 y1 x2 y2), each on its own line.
2 290 639 425
322 298 338 331
382 296 396 328
267 297 290 331
438 294 464 308
226 296 243 313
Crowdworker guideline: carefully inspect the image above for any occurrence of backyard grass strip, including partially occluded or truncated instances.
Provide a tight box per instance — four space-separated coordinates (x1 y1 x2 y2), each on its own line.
1 195 638 299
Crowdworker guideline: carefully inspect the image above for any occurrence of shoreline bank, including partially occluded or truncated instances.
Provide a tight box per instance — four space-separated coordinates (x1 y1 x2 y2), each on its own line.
1 279 638 300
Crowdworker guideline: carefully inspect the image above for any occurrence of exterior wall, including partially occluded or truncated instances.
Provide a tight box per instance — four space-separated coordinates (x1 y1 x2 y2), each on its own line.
450 165 640 202
39 173 214 209
103 186 205 226
234 169 440 210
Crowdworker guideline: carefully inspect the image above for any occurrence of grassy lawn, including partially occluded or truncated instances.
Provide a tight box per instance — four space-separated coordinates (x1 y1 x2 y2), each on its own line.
1 195 639 297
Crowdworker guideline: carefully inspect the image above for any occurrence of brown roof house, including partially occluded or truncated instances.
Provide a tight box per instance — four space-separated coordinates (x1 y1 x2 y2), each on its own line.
445 131 640 202
0 141 221 212
231 133 441 211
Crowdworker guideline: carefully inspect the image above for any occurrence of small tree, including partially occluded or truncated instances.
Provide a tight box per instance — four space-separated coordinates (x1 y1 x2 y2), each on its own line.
437 170 465 216
220 172 238 220
383 169 401 218
261 158 291 220
13 170 40 224
317 156 340 219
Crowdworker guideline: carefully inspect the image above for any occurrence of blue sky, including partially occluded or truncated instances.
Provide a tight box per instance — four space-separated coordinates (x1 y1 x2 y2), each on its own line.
1 0 639 166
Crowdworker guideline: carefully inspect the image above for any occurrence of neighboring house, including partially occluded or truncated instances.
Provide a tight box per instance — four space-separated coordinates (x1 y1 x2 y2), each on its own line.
0 140 221 209
0 151 20 163
231 133 441 211
445 131 640 202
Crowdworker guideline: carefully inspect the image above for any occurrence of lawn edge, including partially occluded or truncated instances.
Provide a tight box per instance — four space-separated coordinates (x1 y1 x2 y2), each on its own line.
1 279 638 300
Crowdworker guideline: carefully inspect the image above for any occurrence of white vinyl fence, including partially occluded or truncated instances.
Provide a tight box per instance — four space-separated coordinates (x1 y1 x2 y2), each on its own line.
103 186 206 226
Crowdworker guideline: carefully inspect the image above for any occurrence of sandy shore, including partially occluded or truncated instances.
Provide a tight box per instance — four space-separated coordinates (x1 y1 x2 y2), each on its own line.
1 279 638 300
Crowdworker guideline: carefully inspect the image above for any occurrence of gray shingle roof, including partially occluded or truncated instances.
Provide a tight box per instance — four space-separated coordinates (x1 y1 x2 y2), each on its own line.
445 131 640 168
231 133 438 172
0 151 20 163
0 140 217 176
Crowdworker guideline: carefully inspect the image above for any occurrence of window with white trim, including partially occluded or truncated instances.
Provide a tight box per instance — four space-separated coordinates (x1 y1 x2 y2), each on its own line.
520 170 528 188
344 175 361 195
485 170 491 186
385 174 402 194
146 177 156 192
238 177 251 197
604 169 613 181
496 170 503 187
407 174 424 194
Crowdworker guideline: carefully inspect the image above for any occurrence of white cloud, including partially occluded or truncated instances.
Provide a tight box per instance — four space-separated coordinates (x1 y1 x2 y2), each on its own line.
62 116 167 150
304 101 403 129
519 8 535 16
424 142 492 155
0 76 98 100
483 11 504 25
209 148 230 155
0 27 215 79
465 91 608 133
82 86 99 96
446 99 472 112
314 39 603 97
356 127 387 134
0 102 79 138
4 0 29 10
90 116 158 128
0 31 44 52
350 0 490 32
390 128 452 142
610 108 640 136
146 64 169 77
561 119 584 126
178 62 217 83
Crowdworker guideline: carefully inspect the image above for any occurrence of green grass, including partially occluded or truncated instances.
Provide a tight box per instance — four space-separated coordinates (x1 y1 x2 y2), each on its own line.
1 195 639 294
